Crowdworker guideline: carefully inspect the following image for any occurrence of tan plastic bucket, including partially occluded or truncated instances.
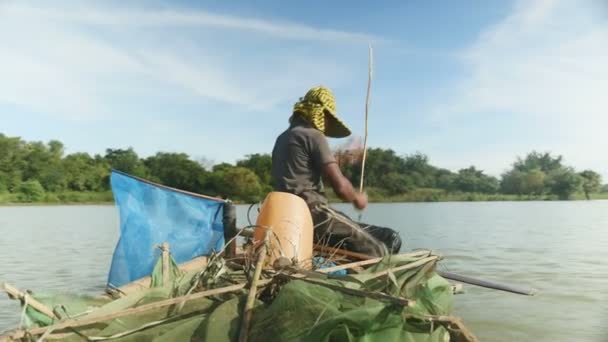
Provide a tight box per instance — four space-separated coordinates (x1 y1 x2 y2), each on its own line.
254 192 313 268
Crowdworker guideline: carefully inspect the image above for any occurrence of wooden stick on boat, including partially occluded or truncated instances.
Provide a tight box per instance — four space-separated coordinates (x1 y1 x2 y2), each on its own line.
314 244 377 261
6 279 276 340
238 230 270 342
365 255 440 281
161 242 170 286
105 256 209 298
1 283 60 321
316 250 433 274
314 245 536 296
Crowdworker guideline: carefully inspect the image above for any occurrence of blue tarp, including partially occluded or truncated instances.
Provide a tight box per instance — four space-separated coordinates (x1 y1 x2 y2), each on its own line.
107 171 226 288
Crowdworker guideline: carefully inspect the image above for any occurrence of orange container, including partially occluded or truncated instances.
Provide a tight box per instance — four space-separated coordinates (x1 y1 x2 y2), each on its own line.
254 192 313 269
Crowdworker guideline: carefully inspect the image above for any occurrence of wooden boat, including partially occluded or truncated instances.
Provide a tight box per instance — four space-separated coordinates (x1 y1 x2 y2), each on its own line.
0 173 480 342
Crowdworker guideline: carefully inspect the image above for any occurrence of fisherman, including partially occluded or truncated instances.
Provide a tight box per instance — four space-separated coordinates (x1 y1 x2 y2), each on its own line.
271 86 401 257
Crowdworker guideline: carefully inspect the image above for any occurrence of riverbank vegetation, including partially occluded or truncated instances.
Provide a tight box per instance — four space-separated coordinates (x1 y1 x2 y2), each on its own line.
0 133 605 204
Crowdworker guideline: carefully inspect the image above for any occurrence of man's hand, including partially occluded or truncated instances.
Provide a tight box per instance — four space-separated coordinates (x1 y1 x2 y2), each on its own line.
353 192 368 210
323 163 368 209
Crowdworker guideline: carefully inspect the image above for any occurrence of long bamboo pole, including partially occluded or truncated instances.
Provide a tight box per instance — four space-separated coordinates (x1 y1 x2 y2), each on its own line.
359 44 373 193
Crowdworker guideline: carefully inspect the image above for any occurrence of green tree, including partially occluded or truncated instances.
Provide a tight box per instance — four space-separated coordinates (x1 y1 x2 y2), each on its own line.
48 140 64 159
236 154 272 192
453 167 499 194
503 152 566 197
63 153 109 191
546 168 583 200
0 135 25 192
522 169 546 197
378 172 413 195
22 141 66 192
435 169 456 191
501 170 525 195
356 148 406 190
579 170 602 200
93 155 112 191
212 163 235 173
144 153 207 193
403 153 437 188
197 157 216 171
513 151 563 173
104 148 148 177
207 167 263 202
17 180 46 202
0 171 22 193
39 165 67 192
203 163 237 197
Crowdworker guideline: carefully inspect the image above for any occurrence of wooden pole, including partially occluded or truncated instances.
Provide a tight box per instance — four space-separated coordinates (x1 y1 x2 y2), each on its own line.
315 245 535 296
364 255 439 281
108 256 208 297
2 283 60 320
359 44 373 193
314 244 378 261
6 280 273 340
161 242 170 286
238 230 269 342
316 250 432 274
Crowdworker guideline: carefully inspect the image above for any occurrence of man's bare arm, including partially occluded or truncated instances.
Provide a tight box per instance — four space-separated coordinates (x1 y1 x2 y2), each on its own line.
323 163 367 209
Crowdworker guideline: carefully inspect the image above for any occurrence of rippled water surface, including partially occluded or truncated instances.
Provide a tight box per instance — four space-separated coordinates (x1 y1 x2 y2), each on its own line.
1 201 607 341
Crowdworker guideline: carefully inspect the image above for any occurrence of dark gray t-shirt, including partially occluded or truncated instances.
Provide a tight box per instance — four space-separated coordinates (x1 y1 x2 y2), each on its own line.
271 122 336 206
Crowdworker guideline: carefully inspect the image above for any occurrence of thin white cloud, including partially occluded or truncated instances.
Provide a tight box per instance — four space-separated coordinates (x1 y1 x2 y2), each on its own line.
0 1 377 121
2 2 382 43
430 0 608 178
0 11 144 120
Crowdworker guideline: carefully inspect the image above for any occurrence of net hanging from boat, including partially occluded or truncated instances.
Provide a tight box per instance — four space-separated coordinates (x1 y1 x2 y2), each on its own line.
107 170 226 288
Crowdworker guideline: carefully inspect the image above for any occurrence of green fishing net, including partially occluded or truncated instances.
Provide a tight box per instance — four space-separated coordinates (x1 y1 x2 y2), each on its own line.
11 252 463 342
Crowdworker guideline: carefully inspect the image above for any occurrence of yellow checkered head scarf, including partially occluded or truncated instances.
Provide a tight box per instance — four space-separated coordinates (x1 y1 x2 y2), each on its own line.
293 86 351 138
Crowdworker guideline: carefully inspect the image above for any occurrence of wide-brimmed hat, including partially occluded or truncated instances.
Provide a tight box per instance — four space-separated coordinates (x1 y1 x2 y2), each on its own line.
293 86 351 138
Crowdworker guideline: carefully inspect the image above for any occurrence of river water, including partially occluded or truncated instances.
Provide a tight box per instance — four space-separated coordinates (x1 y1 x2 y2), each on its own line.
1 201 607 341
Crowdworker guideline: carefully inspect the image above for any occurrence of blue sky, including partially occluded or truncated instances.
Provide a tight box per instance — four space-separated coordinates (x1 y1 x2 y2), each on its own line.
1 0 606 179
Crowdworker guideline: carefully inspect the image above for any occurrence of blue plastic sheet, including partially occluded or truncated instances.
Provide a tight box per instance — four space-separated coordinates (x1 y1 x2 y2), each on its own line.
107 171 226 288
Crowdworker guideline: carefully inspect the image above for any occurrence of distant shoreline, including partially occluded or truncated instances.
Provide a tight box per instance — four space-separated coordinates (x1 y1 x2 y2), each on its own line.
1 190 607 206
327 188 608 203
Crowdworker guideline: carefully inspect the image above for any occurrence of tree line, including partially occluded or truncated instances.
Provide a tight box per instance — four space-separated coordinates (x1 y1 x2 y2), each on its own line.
338 148 604 200
0 133 605 203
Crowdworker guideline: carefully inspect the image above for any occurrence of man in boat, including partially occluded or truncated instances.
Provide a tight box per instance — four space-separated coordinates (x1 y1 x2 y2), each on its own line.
271 86 402 257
